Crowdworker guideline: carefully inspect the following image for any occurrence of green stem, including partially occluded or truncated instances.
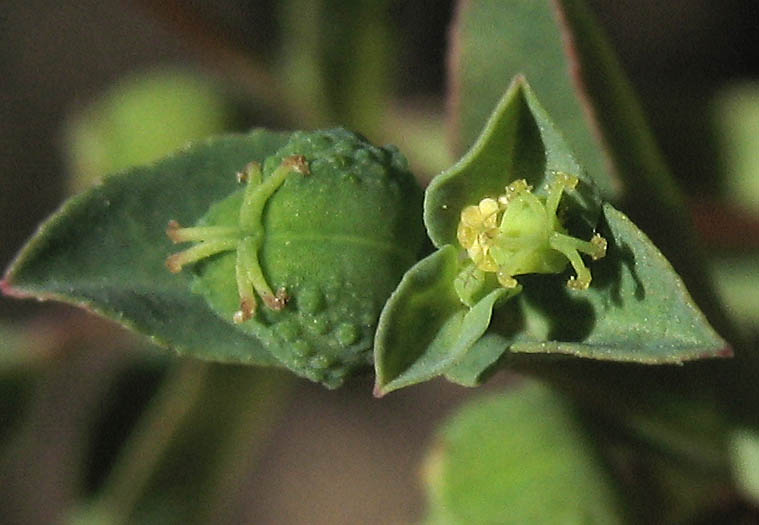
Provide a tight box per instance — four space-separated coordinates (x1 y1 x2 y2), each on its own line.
196 370 295 523
88 360 209 524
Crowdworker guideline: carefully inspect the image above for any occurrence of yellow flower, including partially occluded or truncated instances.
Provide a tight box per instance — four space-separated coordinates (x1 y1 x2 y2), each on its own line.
456 173 607 294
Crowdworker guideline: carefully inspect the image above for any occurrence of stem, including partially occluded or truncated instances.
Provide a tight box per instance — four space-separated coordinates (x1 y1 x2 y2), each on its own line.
196 370 295 523
88 360 209 525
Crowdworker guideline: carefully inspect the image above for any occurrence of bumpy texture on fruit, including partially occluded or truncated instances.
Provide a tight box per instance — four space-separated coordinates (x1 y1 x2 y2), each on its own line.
169 128 424 388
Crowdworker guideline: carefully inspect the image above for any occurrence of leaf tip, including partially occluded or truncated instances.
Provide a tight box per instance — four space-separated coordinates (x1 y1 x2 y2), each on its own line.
693 344 733 361
372 382 386 398
0 275 23 299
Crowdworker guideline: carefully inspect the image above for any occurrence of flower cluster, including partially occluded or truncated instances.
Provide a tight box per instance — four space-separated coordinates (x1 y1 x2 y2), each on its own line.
456 173 607 294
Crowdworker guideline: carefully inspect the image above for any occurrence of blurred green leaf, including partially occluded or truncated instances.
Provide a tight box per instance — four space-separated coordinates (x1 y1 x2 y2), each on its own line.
712 254 759 329
551 0 685 207
65 69 237 193
0 321 53 370
277 0 395 134
715 83 759 213
72 363 293 525
423 383 625 524
730 428 759 505
2 131 290 367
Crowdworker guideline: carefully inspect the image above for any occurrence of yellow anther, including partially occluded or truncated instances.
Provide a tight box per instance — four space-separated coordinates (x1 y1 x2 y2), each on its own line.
554 172 578 190
504 179 532 200
478 198 500 227
457 223 478 249
567 275 590 290
461 205 484 227
497 271 519 289
590 234 607 260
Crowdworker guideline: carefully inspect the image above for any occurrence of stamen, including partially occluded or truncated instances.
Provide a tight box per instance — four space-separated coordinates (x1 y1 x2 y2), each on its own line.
496 271 519 288
545 172 578 218
501 179 531 204
550 233 593 289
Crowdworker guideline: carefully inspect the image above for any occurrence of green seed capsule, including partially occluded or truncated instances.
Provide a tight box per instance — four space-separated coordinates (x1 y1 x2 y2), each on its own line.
167 128 424 387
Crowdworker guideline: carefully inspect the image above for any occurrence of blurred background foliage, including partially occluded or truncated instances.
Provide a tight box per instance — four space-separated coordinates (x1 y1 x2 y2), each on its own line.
1 1 758 523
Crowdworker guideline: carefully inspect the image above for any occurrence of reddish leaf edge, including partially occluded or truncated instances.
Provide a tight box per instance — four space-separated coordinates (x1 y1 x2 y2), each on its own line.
444 0 470 159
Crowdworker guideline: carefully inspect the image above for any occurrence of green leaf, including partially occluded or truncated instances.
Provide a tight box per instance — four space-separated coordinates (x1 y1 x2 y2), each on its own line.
450 0 728 334
505 204 729 363
443 331 512 387
375 244 516 396
64 68 236 194
424 383 625 524
373 246 462 395
449 0 616 197
2 131 290 366
426 76 601 249
379 75 728 394
552 0 684 209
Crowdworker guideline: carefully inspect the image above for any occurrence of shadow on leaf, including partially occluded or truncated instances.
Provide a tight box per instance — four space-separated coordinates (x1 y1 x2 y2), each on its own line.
593 218 645 306
519 274 595 342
